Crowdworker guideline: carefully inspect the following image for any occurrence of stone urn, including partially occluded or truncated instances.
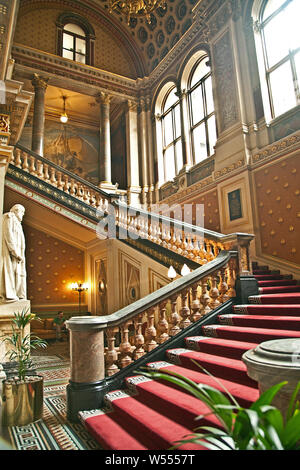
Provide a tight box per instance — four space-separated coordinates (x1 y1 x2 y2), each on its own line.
243 338 300 417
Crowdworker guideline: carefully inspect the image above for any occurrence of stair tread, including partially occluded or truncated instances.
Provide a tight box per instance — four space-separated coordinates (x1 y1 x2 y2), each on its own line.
79 410 149 450
145 362 258 406
103 390 204 450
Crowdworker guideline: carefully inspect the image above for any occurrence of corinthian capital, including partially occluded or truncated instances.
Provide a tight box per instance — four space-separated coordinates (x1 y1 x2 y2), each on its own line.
95 91 112 105
31 73 49 90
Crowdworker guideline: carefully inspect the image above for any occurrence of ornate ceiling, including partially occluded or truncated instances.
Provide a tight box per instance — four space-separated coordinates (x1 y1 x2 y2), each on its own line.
95 0 198 74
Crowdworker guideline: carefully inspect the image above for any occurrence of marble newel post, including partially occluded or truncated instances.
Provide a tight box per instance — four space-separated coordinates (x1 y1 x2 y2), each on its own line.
31 74 49 156
96 92 115 190
66 316 107 422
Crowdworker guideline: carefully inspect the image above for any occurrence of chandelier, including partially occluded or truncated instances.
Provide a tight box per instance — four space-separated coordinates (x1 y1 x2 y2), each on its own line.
109 0 166 24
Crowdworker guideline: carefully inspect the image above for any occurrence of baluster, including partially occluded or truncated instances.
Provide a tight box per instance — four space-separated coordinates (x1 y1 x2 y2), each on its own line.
218 268 229 303
181 232 188 257
83 188 90 204
69 179 76 197
119 321 133 368
169 294 182 336
209 274 220 309
105 327 120 376
63 175 70 193
36 160 44 179
200 278 211 316
29 155 37 175
77 184 84 201
56 172 64 190
175 229 183 254
191 283 201 322
227 261 236 297
14 148 21 167
199 239 208 263
186 234 195 259
49 168 57 186
145 307 157 352
90 191 97 207
180 289 191 329
22 151 29 172
43 163 50 182
206 241 214 261
133 314 145 360
157 300 170 344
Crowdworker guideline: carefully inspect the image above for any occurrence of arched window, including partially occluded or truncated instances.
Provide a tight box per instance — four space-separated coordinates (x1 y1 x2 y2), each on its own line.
257 0 300 119
62 23 87 64
56 13 95 66
187 55 216 163
160 86 182 182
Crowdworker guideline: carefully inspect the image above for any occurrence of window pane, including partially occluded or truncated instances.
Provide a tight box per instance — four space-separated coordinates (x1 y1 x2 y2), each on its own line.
174 104 181 139
163 111 173 146
269 61 297 116
204 76 214 115
163 87 178 112
63 32 73 51
76 38 86 55
263 0 286 19
190 58 209 87
264 2 300 68
64 23 85 36
62 49 74 60
75 53 86 64
284 1 300 51
207 115 217 156
193 123 207 163
263 12 290 67
190 85 204 125
175 139 183 173
164 146 176 181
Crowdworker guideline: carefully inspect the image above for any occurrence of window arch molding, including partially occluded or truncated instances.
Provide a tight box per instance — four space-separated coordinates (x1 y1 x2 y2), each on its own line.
251 0 300 122
56 12 96 66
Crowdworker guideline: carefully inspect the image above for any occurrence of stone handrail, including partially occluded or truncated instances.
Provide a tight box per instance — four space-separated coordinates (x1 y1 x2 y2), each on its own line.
66 250 239 381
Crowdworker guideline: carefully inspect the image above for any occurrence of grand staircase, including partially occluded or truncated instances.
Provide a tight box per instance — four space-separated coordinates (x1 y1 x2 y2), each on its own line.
78 263 300 450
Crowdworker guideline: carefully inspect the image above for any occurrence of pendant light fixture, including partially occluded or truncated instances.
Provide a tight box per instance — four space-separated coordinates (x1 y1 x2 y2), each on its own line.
60 95 68 124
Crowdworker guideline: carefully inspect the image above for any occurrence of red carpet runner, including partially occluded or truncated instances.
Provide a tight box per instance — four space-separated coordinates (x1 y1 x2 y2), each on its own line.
79 263 300 450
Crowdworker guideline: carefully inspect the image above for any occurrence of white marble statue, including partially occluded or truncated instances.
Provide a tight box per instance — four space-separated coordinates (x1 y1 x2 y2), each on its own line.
0 204 27 302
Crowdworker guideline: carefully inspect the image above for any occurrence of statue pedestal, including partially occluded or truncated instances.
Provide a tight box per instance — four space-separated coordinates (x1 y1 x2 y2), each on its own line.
0 299 31 363
243 339 300 417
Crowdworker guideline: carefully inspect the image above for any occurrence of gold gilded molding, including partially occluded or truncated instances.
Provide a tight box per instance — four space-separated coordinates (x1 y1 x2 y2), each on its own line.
252 133 300 163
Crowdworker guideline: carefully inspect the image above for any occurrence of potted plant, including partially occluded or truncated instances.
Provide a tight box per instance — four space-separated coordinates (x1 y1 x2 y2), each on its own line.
141 366 300 450
1 308 47 426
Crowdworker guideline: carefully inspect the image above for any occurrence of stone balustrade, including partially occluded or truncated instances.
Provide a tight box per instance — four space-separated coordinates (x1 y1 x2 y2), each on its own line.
11 146 112 213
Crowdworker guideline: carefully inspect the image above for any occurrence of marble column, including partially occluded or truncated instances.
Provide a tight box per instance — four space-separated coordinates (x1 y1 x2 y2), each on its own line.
125 100 141 206
31 74 48 156
96 92 113 188
176 87 191 170
138 98 148 207
145 97 155 206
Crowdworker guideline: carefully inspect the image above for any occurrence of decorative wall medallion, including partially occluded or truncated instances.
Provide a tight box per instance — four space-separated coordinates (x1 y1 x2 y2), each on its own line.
155 30 165 47
138 26 148 43
166 15 175 34
176 1 187 20
147 42 155 58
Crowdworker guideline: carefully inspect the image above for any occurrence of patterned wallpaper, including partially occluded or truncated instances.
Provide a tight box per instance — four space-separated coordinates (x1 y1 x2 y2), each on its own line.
254 154 300 265
23 224 85 306
185 189 221 232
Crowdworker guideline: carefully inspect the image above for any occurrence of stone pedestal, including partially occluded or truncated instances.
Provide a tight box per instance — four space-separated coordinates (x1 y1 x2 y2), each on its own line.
243 339 300 417
66 315 107 422
0 300 31 363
